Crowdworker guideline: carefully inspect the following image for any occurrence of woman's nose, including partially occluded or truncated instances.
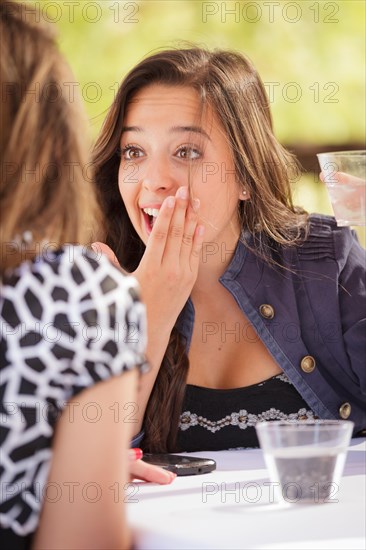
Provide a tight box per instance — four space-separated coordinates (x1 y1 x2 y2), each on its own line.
141 158 178 193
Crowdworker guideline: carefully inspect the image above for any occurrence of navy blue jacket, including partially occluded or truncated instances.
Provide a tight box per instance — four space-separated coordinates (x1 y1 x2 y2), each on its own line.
133 214 366 446
177 214 366 435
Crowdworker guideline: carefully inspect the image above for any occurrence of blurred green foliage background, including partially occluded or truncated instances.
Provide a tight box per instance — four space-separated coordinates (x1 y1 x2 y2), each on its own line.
35 0 365 241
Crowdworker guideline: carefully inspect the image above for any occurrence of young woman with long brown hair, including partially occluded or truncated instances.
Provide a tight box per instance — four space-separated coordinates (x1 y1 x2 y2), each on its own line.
0 2 174 549
93 48 366 454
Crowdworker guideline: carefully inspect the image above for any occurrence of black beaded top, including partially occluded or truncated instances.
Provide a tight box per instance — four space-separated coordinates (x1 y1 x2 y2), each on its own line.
178 373 317 451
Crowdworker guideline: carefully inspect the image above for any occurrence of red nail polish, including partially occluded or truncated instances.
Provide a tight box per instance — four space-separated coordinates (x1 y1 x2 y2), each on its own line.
131 447 143 460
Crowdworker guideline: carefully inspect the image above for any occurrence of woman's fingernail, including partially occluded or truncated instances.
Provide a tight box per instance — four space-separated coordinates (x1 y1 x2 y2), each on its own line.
197 225 205 237
129 448 143 461
193 198 200 210
177 186 189 199
164 471 177 483
166 196 175 208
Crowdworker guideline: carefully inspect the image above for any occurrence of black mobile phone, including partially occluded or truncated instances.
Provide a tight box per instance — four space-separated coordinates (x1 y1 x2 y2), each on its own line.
141 453 216 476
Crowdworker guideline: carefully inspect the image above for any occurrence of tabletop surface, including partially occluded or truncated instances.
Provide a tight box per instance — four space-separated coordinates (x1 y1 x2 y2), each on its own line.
127 438 366 550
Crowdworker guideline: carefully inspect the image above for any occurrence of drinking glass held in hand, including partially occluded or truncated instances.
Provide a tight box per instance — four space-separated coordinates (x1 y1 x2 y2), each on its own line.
317 150 366 226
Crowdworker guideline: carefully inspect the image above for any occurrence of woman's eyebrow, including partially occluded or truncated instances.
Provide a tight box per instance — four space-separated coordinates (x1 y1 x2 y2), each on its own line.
170 126 211 140
121 126 142 133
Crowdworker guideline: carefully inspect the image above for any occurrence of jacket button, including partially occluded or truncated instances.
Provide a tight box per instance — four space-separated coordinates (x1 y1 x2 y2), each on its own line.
339 402 351 419
300 355 316 373
259 304 275 319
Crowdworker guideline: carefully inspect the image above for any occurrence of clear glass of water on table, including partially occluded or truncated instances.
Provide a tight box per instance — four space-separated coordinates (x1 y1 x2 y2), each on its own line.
255 420 354 505
317 150 366 226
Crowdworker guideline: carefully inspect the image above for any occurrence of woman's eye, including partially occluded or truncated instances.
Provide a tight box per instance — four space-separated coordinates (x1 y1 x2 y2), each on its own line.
122 146 143 160
176 146 201 160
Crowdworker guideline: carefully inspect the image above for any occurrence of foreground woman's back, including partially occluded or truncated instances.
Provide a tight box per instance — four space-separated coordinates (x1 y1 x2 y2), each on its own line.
0 2 146 547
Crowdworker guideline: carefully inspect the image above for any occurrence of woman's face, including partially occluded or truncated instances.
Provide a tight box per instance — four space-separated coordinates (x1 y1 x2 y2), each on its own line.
118 84 243 247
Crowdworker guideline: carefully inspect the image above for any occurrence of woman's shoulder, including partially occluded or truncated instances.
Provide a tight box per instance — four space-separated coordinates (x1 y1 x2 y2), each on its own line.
304 213 351 241
1 244 146 384
3 245 140 300
1 246 143 335
296 213 364 269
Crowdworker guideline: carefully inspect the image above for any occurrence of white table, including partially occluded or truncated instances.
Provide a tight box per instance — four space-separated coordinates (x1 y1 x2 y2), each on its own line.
127 439 366 550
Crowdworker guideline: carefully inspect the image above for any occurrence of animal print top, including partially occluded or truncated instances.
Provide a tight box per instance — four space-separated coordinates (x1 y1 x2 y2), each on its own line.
0 246 147 543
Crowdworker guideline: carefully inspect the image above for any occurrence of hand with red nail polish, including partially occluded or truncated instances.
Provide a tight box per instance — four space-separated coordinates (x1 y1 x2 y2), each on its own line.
129 447 144 461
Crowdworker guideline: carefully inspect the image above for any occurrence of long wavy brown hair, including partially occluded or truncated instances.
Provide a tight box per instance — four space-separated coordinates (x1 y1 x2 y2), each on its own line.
93 47 308 452
0 1 100 275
